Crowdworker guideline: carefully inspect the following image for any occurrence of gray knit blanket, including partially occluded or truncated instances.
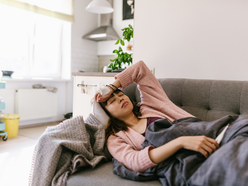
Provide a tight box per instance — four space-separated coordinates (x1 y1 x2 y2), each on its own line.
29 114 107 186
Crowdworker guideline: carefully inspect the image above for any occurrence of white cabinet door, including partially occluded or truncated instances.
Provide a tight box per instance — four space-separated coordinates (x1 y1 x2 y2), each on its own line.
73 76 114 119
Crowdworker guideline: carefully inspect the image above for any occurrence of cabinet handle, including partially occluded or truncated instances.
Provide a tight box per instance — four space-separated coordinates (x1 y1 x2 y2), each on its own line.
77 83 97 94
77 83 97 87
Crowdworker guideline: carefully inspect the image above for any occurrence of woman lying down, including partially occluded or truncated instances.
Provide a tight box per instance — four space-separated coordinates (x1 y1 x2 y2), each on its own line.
95 60 248 186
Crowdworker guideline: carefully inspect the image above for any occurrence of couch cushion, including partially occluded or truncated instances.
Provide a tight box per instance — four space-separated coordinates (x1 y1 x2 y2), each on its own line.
182 79 247 121
158 78 185 107
240 81 248 118
122 83 138 102
156 79 248 121
208 81 242 115
67 161 161 186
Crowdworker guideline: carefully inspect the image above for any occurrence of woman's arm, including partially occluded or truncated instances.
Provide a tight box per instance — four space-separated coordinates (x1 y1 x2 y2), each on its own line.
108 133 219 172
96 60 194 120
96 60 159 102
96 61 163 104
149 136 219 164
107 134 157 172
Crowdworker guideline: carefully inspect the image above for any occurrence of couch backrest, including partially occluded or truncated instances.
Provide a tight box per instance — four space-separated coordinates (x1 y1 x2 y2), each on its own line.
123 78 248 121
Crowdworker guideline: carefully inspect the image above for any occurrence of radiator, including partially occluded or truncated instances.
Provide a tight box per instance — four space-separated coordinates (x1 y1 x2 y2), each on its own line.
15 89 58 121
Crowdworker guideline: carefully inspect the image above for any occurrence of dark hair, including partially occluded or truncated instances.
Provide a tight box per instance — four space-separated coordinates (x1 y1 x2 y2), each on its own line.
99 89 141 141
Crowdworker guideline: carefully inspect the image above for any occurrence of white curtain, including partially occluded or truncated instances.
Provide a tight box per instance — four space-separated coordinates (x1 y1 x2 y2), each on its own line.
0 0 74 22
0 1 72 79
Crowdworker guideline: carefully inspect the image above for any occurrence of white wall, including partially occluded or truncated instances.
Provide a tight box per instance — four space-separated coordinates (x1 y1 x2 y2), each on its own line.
71 0 99 73
133 0 248 80
113 0 133 37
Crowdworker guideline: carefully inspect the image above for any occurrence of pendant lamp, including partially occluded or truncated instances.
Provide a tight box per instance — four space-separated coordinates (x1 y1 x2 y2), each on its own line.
86 0 114 14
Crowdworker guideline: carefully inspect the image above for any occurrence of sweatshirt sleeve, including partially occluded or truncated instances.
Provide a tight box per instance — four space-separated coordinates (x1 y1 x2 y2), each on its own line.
115 60 194 120
115 60 169 110
107 134 157 172
115 60 161 90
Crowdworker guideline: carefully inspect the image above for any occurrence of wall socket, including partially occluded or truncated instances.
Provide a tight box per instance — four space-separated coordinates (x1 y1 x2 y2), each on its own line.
150 68 155 75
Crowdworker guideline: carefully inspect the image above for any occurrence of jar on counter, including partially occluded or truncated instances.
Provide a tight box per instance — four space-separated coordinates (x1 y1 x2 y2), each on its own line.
103 66 112 73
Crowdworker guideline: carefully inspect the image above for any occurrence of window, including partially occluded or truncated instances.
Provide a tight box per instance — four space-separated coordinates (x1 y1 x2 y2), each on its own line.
0 2 72 79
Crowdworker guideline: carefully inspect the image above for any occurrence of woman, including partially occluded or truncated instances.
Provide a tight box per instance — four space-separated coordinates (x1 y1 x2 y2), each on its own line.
95 60 219 172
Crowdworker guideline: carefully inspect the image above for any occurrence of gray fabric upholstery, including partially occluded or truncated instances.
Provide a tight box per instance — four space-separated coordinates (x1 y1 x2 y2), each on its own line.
124 78 248 121
67 162 160 186
68 78 248 186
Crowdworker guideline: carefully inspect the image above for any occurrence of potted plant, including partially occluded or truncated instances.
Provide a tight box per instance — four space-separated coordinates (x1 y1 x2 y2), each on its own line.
108 24 133 72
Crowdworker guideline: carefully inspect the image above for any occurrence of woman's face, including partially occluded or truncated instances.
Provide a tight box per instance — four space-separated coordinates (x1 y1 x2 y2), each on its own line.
105 91 133 120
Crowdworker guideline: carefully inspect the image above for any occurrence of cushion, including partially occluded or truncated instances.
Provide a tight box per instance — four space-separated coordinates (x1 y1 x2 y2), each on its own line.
67 161 161 186
92 100 109 128
91 82 111 127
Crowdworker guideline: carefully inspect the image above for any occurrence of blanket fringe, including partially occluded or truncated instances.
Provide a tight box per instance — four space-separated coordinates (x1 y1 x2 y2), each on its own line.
61 171 70 186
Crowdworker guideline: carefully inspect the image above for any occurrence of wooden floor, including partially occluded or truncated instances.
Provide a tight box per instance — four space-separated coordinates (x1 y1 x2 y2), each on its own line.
0 122 58 186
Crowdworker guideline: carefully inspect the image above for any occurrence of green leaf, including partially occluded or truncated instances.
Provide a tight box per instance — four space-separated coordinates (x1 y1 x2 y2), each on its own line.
110 24 133 70
108 63 113 68
115 39 120 45
113 49 118 53
126 36 130 41
120 40 125 46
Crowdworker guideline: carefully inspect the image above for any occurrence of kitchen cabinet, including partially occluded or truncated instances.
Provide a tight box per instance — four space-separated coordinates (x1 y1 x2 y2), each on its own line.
73 73 117 119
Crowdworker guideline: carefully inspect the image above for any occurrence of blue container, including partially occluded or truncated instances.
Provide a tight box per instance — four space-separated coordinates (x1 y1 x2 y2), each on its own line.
0 121 5 131
0 102 5 110
0 121 7 141
0 82 5 89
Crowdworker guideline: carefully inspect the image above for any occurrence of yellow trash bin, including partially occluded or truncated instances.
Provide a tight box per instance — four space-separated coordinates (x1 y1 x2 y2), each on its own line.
1 114 20 137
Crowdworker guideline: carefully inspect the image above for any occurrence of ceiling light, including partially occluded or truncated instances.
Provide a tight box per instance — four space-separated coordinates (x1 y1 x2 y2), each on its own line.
86 0 114 14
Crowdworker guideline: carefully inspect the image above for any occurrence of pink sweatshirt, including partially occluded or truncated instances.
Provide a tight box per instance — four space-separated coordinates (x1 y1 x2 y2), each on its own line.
107 60 194 172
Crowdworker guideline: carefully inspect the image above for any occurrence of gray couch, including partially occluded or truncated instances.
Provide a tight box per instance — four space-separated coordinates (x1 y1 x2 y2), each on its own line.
67 78 248 186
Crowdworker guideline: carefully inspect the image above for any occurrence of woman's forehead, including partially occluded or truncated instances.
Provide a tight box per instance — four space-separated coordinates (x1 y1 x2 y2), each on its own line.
106 91 123 102
110 91 122 98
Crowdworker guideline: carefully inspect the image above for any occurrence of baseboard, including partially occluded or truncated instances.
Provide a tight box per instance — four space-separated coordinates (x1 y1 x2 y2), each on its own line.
19 120 62 129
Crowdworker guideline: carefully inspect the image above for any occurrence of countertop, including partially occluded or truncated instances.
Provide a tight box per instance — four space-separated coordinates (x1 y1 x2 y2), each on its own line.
72 72 118 77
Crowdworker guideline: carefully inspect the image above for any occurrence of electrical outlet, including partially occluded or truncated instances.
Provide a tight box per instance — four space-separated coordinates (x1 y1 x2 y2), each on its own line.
150 68 155 75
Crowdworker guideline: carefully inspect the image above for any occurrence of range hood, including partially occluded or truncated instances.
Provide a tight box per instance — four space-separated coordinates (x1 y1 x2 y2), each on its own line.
83 14 119 41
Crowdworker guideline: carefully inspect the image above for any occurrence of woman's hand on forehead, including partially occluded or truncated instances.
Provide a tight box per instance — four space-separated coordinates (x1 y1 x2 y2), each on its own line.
95 86 115 102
